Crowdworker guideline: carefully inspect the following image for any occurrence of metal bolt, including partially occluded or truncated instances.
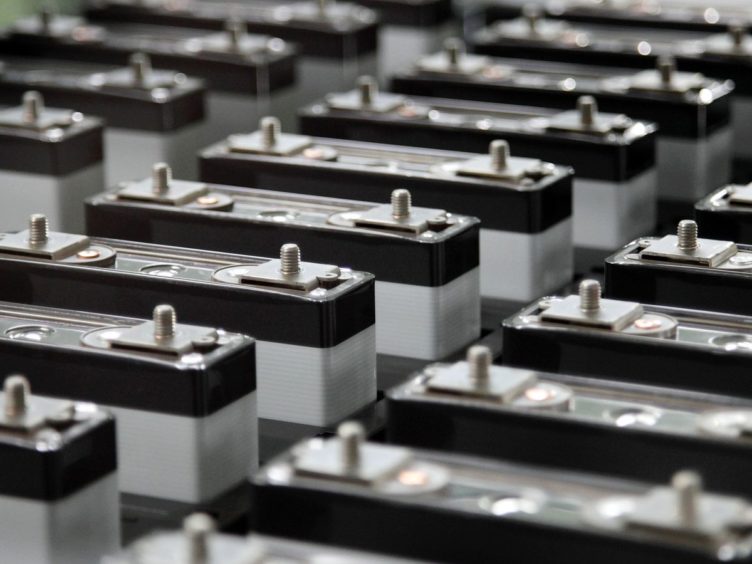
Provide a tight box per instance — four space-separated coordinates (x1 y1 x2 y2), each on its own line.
260 116 280 150
152 162 171 195
130 52 151 85
672 470 701 527
467 345 491 387
579 279 601 312
225 18 245 51
677 219 699 251
523 5 541 33
731 25 747 49
444 37 463 66
391 189 411 219
657 56 675 86
357 75 377 106
28 214 49 246
153 304 176 340
578 96 597 128
280 243 301 275
39 6 52 33
184 513 215 564
338 421 365 472
22 91 43 124
4 375 29 419
490 140 509 171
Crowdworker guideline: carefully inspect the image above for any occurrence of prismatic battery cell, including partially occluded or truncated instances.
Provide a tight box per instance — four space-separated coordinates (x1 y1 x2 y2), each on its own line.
391 41 734 216
695 182 752 244
199 119 574 305
0 90 104 233
86 166 481 361
388 343 752 499
0 374 119 564
251 422 752 563
0 12 298 141
0 55 206 185
605 219 752 316
83 0 378 118
503 278 752 400
298 79 656 270
469 14 752 181
0 214 376 428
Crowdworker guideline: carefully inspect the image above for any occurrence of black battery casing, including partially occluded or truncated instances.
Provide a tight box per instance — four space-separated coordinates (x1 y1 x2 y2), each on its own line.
298 96 656 184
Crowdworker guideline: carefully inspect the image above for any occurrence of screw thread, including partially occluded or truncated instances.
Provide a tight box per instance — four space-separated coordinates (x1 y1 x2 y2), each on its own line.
152 162 171 195
4 375 29 419
677 219 698 250
579 279 601 312
672 471 701 526
391 189 411 219
523 5 540 32
39 7 52 32
260 116 280 150
130 52 151 85
467 345 491 386
445 37 462 66
22 91 43 124
153 305 176 340
338 421 365 471
357 75 377 106
490 140 509 171
731 25 747 48
280 243 301 275
658 56 675 85
28 214 49 246
578 96 597 127
225 18 244 50
184 513 215 564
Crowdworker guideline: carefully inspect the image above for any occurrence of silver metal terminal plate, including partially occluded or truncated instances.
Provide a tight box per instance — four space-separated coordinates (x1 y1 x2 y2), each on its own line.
728 185 752 206
697 410 752 440
701 33 752 58
494 18 572 42
117 178 209 206
325 90 406 113
416 52 491 76
213 261 342 292
627 69 707 94
107 321 218 356
0 230 90 260
227 131 312 157
540 295 644 331
457 155 552 181
184 31 269 56
295 440 413 485
0 394 75 433
12 15 91 38
640 235 738 268
546 109 633 136
96 67 183 91
426 361 537 401
0 105 76 131
625 487 752 547
351 204 447 235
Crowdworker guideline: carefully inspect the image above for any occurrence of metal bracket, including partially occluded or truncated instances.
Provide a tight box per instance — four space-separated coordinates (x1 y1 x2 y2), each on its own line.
457 155 554 182
212 261 343 292
228 131 312 157
426 361 537 402
184 31 270 56
295 440 412 485
627 69 707 94
351 204 447 235
541 295 644 331
0 230 89 260
493 17 572 42
108 321 218 356
95 67 183 91
117 178 210 206
0 394 75 434
326 90 406 114
0 106 77 132
728 184 752 206
640 235 737 268
416 52 491 76
546 109 633 136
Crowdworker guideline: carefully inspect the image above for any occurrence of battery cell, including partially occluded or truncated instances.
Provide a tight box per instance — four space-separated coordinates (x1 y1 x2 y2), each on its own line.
695 183 752 244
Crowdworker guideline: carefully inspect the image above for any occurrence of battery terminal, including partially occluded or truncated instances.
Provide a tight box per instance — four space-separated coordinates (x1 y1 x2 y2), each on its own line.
547 95 634 136
416 38 494 76
0 91 81 132
457 140 556 182
93 52 187 91
228 116 313 156
183 18 276 56
493 6 580 43
639 220 737 267
0 375 78 436
626 56 708 94
326 76 407 114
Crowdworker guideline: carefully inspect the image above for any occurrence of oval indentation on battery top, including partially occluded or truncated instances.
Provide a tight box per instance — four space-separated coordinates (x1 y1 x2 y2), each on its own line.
257 210 298 222
710 334 752 352
140 263 186 278
479 490 544 516
607 407 661 428
5 325 55 342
